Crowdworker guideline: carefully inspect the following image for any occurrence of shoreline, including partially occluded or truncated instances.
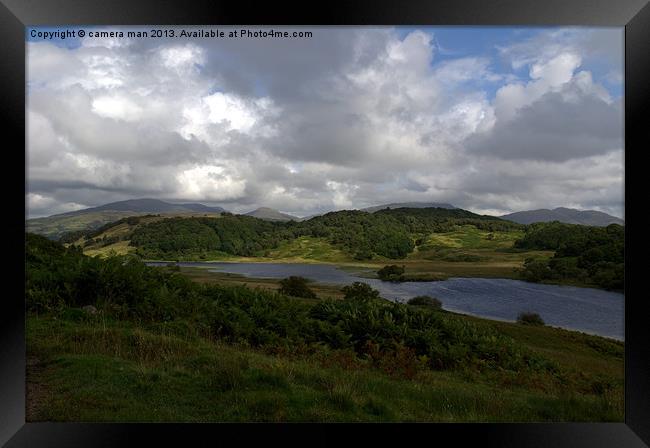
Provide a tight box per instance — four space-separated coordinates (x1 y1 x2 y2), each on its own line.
145 259 624 294
151 261 624 342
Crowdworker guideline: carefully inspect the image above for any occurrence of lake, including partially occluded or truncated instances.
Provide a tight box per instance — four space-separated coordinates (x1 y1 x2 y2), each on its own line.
148 261 624 340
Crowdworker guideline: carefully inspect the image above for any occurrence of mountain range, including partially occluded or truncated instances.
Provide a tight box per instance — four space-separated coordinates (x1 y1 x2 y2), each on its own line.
26 198 624 240
500 207 624 226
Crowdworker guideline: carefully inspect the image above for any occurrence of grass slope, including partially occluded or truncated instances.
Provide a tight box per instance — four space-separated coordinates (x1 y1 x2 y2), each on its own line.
264 236 352 263
27 313 622 422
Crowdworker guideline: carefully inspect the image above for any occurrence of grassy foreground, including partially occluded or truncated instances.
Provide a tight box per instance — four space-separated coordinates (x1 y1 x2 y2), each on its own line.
27 316 623 422
27 307 623 422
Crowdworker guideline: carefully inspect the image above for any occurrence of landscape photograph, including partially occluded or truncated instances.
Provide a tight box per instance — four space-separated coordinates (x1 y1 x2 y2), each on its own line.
26 25 624 422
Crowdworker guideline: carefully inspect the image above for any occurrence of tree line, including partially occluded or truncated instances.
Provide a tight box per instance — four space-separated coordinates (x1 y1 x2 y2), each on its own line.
515 221 624 290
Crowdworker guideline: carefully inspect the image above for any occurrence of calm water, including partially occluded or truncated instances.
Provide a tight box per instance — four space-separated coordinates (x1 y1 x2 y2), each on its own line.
148 261 624 340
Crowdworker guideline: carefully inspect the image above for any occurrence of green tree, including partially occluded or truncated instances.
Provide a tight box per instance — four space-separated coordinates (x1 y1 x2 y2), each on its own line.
520 258 551 282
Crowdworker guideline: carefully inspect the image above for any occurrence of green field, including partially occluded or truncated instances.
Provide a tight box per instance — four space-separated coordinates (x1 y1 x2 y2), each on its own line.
420 225 524 249
264 236 352 263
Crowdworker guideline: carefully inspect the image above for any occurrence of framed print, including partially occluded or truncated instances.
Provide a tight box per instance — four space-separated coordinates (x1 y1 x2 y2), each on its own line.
1 0 648 446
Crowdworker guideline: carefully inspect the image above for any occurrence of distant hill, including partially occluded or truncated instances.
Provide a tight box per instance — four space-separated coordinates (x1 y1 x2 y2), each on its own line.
500 207 624 226
244 207 299 222
361 202 456 213
55 198 225 216
27 198 226 240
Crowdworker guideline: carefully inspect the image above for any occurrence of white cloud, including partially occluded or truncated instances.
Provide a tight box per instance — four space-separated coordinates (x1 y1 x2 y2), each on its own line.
494 52 583 122
91 95 143 121
327 181 359 209
158 44 205 73
26 27 624 219
176 165 246 201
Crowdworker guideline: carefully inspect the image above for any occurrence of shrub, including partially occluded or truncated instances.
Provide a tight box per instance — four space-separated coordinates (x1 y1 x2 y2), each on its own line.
278 276 317 299
341 282 381 302
377 265 405 281
407 296 442 309
517 312 545 326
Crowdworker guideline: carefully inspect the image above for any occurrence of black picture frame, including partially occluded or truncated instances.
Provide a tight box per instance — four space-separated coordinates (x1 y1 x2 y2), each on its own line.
1 0 647 446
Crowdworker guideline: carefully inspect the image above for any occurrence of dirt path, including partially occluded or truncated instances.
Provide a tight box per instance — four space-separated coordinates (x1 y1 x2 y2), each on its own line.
26 355 49 421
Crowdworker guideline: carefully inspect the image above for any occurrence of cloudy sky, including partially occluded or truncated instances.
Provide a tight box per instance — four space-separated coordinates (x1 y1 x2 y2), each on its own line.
26 26 624 219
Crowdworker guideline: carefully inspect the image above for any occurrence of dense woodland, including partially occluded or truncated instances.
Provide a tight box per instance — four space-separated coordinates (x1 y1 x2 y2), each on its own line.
130 214 286 258
514 222 624 290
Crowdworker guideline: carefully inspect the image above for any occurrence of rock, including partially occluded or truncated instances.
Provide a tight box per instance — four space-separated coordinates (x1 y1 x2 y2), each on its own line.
82 305 97 315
